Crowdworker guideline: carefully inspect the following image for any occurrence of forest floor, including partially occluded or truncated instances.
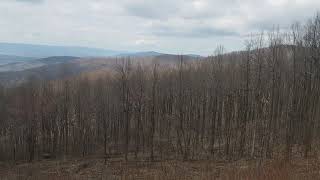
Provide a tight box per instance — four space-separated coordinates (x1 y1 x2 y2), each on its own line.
1 155 320 180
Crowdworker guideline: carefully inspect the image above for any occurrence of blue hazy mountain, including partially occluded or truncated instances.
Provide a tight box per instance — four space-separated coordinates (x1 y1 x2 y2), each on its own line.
117 51 163 57
0 42 202 58
0 42 203 86
0 42 126 58
0 54 35 65
0 56 79 72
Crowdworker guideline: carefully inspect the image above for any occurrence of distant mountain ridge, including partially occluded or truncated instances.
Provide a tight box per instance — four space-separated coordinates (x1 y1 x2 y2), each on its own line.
0 56 79 73
117 51 204 58
0 54 35 65
0 42 203 86
0 42 126 58
0 42 202 59
117 51 163 57
0 54 202 86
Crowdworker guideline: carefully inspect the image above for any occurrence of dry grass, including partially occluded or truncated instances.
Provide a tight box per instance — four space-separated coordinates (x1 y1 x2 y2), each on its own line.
1 156 320 180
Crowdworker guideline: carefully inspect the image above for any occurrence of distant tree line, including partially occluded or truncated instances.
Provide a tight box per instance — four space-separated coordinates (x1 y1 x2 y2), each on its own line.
0 14 320 162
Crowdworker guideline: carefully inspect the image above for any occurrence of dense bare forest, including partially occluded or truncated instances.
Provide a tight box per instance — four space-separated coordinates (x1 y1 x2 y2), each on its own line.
0 14 320 169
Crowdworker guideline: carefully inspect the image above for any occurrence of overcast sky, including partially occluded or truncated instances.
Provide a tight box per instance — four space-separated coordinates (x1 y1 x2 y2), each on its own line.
0 0 319 55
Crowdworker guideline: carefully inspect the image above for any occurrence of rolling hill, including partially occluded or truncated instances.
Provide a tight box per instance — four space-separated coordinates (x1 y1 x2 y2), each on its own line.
0 54 202 86
0 42 203 86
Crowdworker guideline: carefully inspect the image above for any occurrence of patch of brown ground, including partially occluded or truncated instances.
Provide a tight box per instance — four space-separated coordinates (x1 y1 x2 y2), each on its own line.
1 156 320 180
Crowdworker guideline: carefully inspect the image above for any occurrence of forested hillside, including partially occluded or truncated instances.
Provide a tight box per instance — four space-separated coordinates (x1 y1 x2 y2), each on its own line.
0 15 320 167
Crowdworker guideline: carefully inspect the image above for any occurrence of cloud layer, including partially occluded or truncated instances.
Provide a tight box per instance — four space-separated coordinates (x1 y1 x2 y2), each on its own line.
1 0 319 55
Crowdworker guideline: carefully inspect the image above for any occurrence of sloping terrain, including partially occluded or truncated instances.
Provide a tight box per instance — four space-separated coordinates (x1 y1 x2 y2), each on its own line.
0 54 201 86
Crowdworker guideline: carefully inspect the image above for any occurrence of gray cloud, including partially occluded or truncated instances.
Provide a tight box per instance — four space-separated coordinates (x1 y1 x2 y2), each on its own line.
151 25 239 38
15 0 44 3
0 0 319 55
124 0 179 19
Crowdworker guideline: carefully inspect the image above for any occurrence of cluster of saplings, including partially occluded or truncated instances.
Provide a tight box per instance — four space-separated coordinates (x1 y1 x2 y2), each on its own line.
0 14 320 163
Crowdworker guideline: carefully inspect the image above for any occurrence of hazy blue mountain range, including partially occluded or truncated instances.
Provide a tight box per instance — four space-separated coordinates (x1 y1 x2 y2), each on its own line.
0 42 202 59
0 42 203 86
116 51 163 57
0 56 79 72
0 42 126 58
0 54 35 65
